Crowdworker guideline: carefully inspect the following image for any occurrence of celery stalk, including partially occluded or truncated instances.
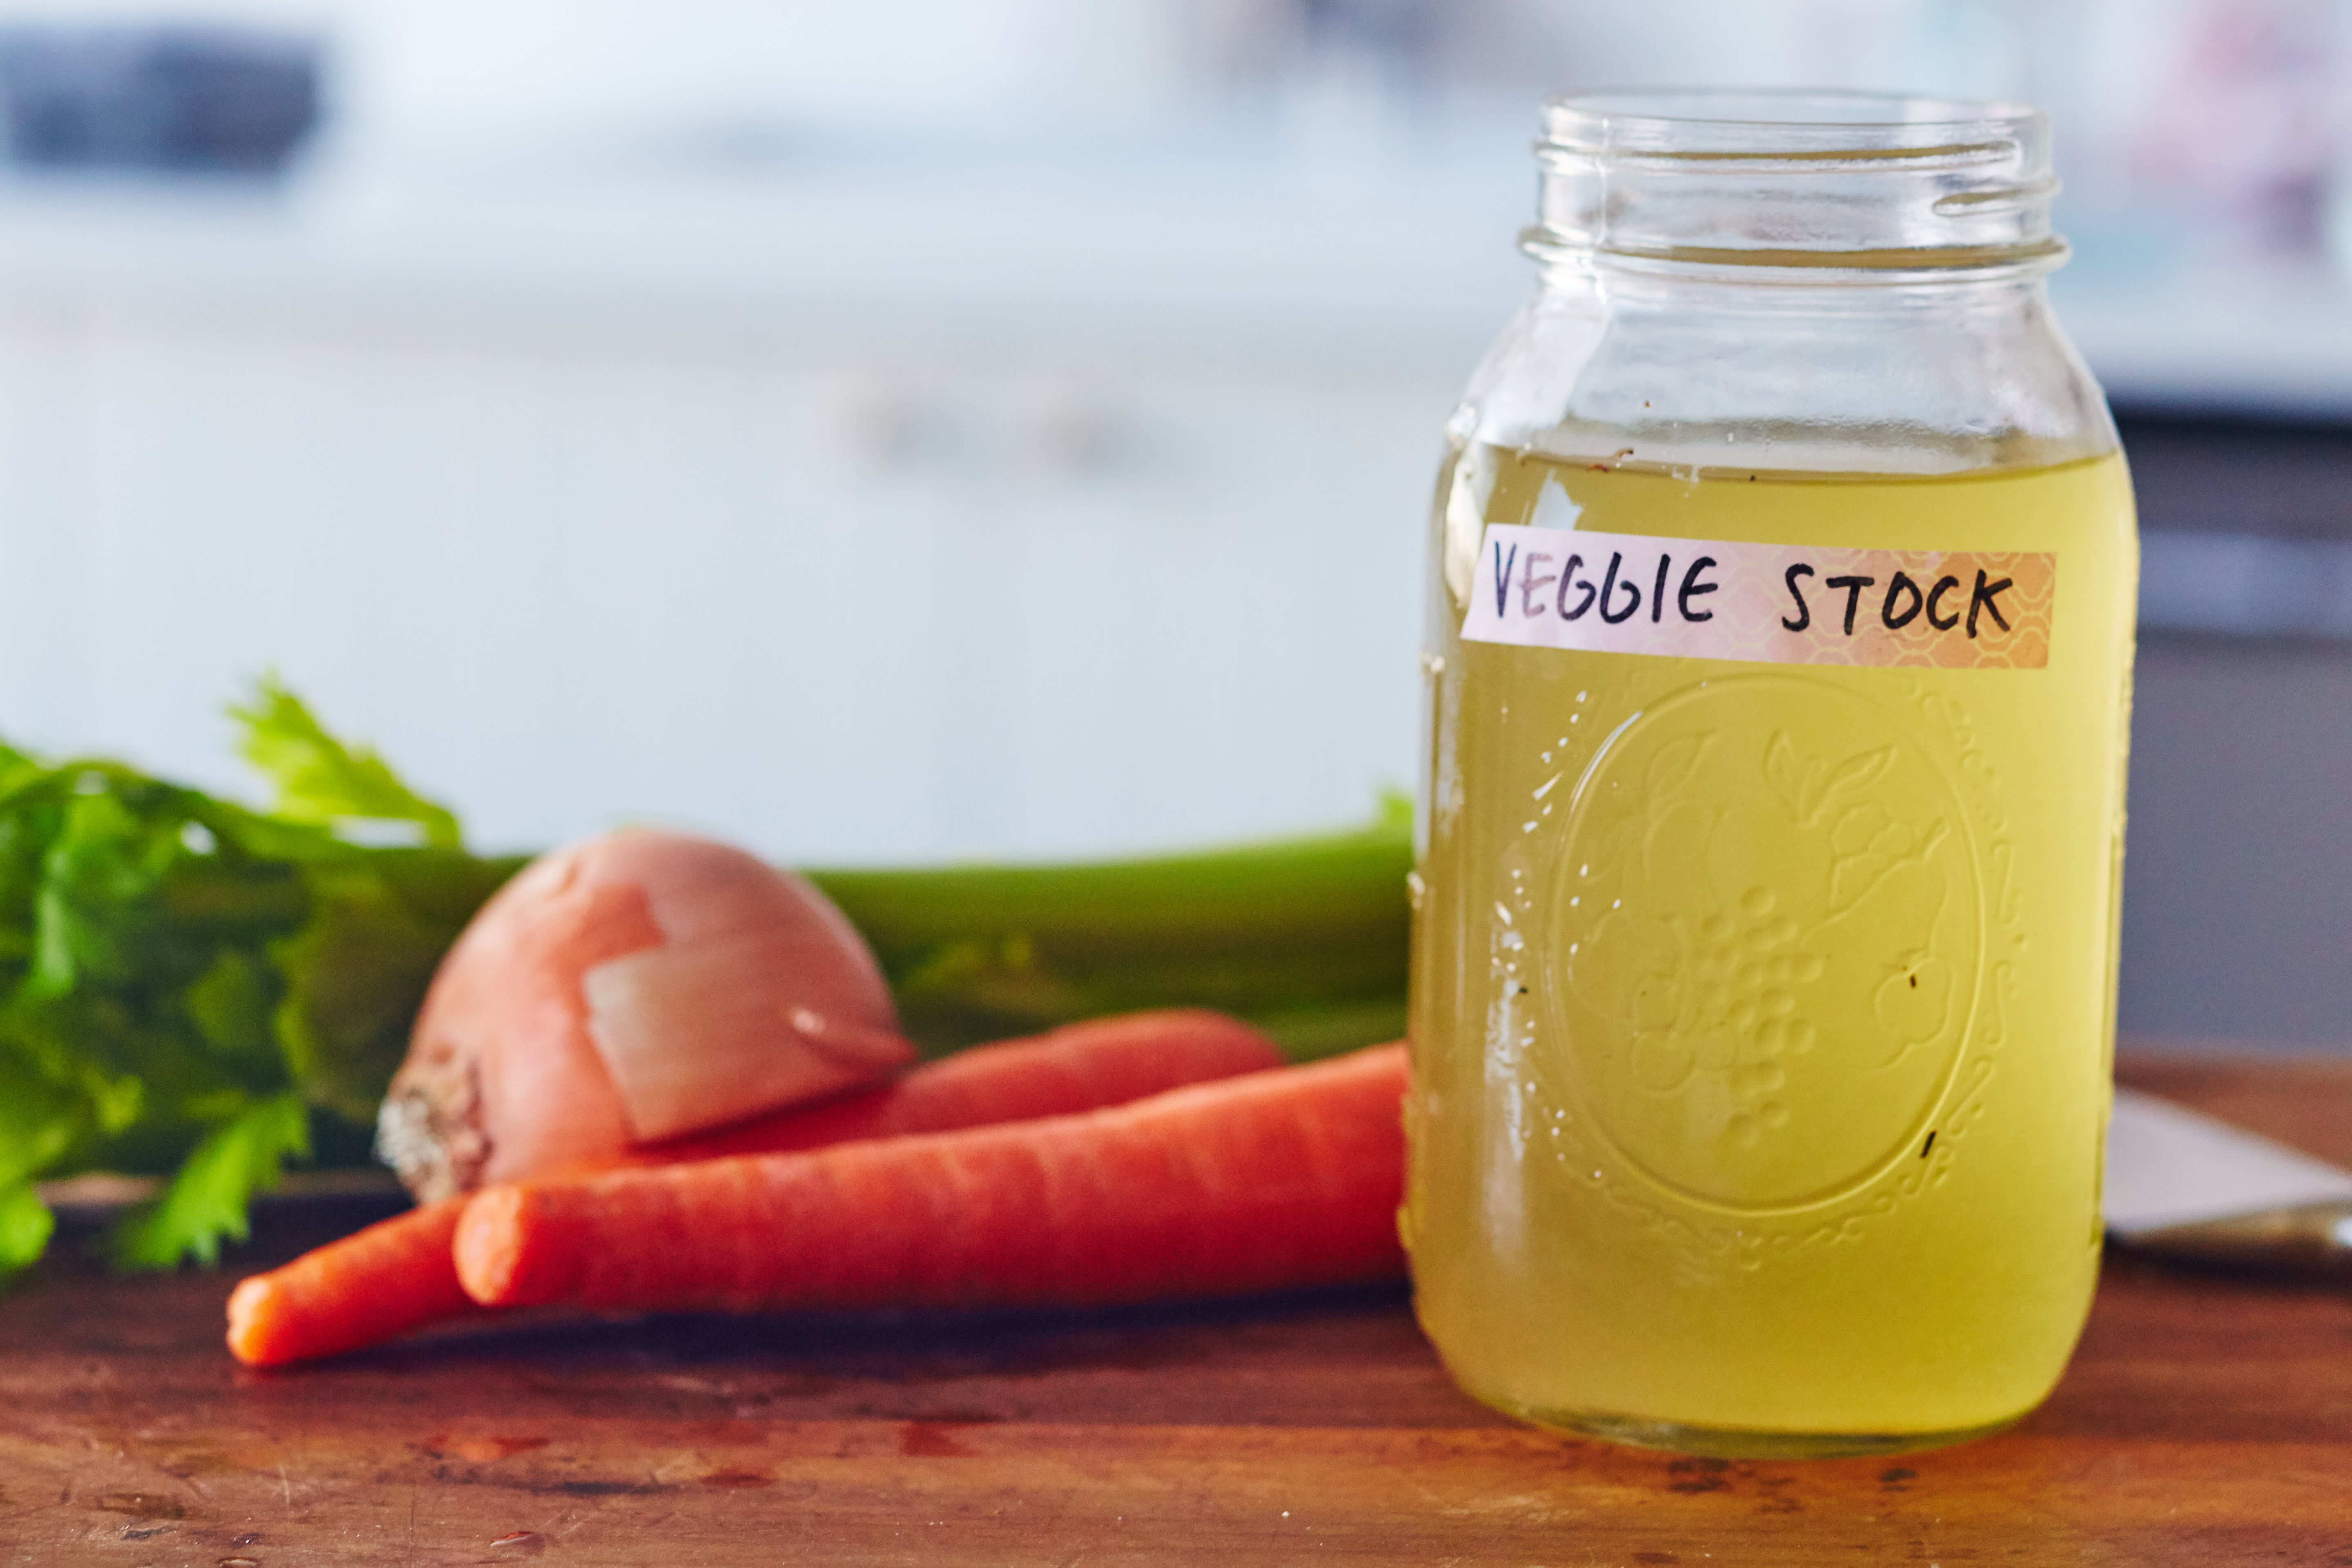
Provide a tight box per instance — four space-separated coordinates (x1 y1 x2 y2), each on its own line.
807 796 1413 1061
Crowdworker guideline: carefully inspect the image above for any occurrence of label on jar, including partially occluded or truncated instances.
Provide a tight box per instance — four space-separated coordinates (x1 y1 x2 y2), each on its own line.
1462 525 2056 670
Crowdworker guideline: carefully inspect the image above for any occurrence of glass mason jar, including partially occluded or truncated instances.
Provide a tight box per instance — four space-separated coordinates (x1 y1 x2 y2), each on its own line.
1404 91 2136 1458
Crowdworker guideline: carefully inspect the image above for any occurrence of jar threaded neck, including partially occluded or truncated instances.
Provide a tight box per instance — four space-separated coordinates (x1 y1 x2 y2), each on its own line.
1530 89 2062 275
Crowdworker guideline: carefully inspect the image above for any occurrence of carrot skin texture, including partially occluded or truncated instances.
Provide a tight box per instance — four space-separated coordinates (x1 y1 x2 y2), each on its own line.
225 1200 482 1368
456 1042 1410 1314
224 1009 1284 1366
638 1008 1283 1164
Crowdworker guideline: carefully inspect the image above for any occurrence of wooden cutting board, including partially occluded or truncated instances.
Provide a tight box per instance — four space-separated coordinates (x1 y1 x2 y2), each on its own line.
3 1054 2349 1566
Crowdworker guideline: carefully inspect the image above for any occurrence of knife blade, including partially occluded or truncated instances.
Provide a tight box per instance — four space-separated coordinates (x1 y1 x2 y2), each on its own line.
2105 1086 2352 1276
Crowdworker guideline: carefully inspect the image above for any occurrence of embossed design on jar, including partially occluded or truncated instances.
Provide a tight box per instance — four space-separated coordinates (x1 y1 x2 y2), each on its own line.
1543 675 1981 1213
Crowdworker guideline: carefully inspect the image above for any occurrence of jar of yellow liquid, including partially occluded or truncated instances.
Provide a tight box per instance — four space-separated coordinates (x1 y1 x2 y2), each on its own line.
1404 91 2136 1458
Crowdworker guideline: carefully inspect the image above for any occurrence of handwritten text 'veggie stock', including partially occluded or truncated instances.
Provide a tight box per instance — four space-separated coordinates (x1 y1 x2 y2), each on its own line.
1462 526 2055 671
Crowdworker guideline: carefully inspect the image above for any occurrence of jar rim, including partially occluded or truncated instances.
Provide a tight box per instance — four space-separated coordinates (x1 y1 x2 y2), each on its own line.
1530 87 2061 272
1543 88 2044 147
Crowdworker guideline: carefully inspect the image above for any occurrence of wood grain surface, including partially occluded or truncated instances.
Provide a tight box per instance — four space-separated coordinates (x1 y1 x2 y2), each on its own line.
4 1054 2350 1566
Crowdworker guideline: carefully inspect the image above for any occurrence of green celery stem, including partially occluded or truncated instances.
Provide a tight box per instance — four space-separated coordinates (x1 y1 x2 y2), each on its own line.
805 817 1414 1062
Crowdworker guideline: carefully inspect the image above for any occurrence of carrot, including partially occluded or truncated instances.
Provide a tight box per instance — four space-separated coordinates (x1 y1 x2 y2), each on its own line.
225 1009 1285 1366
637 1007 1281 1164
226 1198 478 1368
454 1041 1409 1314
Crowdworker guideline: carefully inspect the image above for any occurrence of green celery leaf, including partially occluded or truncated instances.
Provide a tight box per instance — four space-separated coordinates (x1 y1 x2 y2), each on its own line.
29 788 186 998
107 1091 310 1270
0 1037 89 1188
0 684 513 1275
185 950 280 1074
0 1179 53 1278
230 675 461 849
271 864 465 1126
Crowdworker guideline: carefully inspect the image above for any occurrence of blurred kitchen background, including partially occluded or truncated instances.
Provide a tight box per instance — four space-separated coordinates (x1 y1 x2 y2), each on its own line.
0 0 2343 1051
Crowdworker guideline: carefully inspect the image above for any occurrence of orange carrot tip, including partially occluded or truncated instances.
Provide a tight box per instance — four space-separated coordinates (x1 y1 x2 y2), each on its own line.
226 1199 483 1368
454 1041 1410 1316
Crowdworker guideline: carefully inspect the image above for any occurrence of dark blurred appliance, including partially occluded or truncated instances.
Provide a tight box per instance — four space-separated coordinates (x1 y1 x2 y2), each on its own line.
0 24 318 176
2118 412 2352 1051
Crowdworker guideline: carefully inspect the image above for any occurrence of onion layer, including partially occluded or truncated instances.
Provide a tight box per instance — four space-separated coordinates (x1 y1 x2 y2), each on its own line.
376 829 911 1201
